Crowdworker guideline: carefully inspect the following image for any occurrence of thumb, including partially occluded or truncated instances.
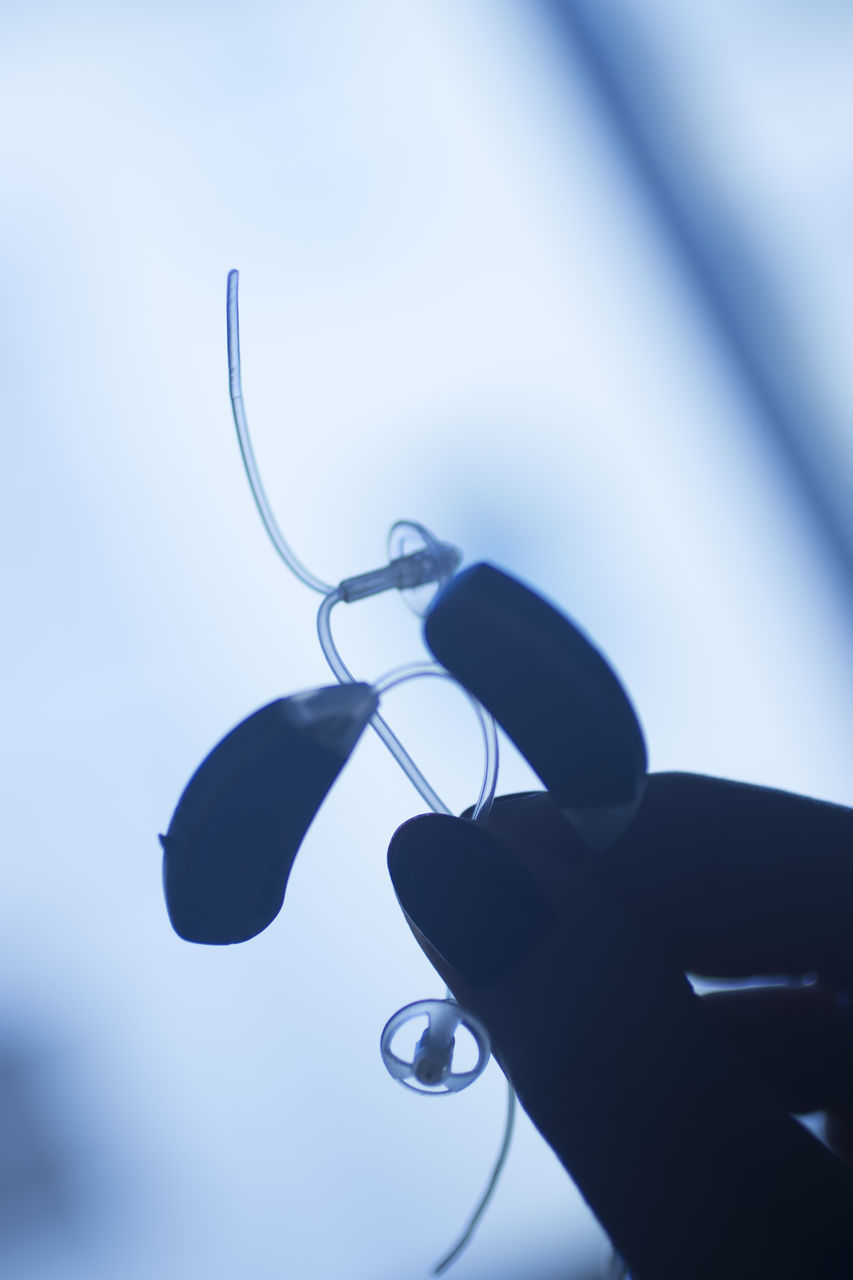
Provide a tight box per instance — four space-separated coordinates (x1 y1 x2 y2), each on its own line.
388 806 853 1280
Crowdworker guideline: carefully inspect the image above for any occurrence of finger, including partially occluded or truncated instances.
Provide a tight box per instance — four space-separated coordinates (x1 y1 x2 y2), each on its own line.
608 772 853 981
478 779 853 984
701 986 853 1115
475 794 853 1112
388 811 853 1280
470 796 853 1113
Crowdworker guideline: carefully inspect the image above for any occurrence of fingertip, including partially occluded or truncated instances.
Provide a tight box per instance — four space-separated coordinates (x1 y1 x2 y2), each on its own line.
387 811 556 991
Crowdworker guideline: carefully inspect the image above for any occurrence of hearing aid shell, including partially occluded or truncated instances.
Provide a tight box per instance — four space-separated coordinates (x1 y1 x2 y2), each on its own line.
424 563 647 851
161 684 378 944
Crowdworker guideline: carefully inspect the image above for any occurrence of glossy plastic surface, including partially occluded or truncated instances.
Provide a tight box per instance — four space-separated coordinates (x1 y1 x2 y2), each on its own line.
161 684 378 943
424 563 647 849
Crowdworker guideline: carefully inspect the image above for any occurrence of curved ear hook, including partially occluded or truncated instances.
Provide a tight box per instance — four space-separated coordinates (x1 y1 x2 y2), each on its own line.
161 684 377 944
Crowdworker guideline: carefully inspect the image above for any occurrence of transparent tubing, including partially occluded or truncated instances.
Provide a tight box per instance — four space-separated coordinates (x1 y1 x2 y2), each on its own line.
226 270 512 1275
318 590 448 813
371 662 509 1273
432 1082 516 1277
373 662 499 822
227 270 334 595
318 592 499 821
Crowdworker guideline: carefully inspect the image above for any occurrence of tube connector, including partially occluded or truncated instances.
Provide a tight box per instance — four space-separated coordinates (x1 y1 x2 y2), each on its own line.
338 542 461 604
413 1025 455 1087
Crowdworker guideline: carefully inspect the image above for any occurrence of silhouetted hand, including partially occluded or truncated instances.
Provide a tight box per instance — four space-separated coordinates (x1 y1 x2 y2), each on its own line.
387 773 853 1280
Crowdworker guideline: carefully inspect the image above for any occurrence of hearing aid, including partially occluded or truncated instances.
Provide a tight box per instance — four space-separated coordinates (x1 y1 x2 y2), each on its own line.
161 683 378 944
423 562 647 852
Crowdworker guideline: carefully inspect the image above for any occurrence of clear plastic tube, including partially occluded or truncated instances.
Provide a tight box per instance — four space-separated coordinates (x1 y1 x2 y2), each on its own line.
226 270 512 1275
370 660 507 1273
432 1082 517 1276
318 593 499 820
227 270 334 595
373 662 498 822
317 591 450 814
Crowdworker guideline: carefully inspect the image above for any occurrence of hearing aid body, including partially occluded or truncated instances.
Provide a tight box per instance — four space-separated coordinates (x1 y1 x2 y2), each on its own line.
161 683 378 944
423 563 647 851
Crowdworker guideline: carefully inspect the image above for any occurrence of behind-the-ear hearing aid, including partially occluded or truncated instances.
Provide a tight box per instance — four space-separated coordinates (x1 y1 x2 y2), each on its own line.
161 684 378 944
423 562 647 849
161 271 647 1276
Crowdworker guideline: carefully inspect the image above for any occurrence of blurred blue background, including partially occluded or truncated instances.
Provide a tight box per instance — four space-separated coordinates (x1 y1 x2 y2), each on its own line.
2 2 853 1276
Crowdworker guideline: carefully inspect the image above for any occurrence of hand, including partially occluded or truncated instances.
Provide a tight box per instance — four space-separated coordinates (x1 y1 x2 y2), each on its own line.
387 773 853 1280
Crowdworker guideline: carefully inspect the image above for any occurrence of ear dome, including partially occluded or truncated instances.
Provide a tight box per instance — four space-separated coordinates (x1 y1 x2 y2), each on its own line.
161 684 378 944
